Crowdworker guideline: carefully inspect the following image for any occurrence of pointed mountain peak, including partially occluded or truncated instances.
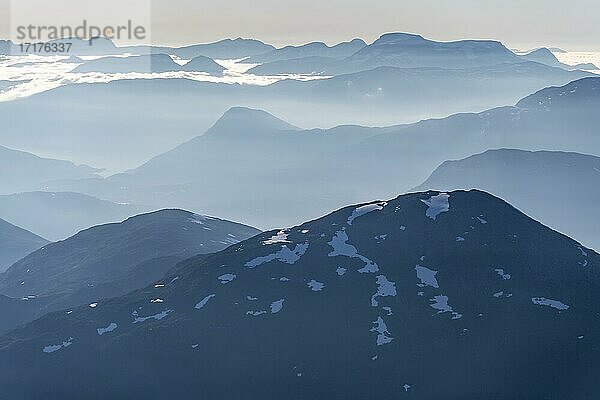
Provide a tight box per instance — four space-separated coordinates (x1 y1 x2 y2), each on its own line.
205 107 300 137
349 38 367 45
525 47 554 56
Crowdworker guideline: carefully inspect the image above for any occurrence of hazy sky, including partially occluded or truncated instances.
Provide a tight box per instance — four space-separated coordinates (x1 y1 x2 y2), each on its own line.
2 0 599 51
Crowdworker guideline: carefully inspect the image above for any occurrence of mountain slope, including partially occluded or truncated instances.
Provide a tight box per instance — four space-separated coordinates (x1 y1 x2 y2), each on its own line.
0 210 260 332
0 145 100 194
356 76 600 189
111 106 373 186
413 149 600 251
0 191 149 241
0 209 259 299
0 218 48 272
0 295 41 334
0 190 597 399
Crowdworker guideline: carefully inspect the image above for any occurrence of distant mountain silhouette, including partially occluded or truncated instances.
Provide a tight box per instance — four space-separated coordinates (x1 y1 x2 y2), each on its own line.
0 145 100 194
2 37 275 59
519 48 598 70
166 38 275 59
60 55 84 64
414 149 600 251
0 191 149 241
0 190 597 399
201 106 301 135
1 37 118 56
72 53 226 75
355 76 600 188
72 54 181 73
247 33 555 76
0 218 48 272
77 77 600 230
548 47 567 53
0 39 13 55
247 56 336 75
180 55 225 74
245 39 366 63
0 62 589 170
325 32 523 74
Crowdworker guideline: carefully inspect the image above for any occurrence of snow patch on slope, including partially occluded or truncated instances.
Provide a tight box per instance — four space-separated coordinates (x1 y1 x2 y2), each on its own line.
347 202 387 225
195 294 216 309
532 297 569 310
133 309 174 323
245 243 309 268
429 295 462 319
415 265 440 288
371 275 397 306
262 230 291 245
97 323 118 336
328 230 379 273
43 337 74 353
370 317 393 346
421 193 450 220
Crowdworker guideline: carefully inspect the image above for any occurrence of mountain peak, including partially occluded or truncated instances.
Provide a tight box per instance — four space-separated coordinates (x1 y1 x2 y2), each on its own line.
205 107 300 137
373 32 427 45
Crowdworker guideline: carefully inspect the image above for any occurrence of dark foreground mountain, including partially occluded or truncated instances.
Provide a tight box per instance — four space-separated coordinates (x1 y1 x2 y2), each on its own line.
414 149 600 251
0 209 260 333
0 218 48 272
0 190 597 399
